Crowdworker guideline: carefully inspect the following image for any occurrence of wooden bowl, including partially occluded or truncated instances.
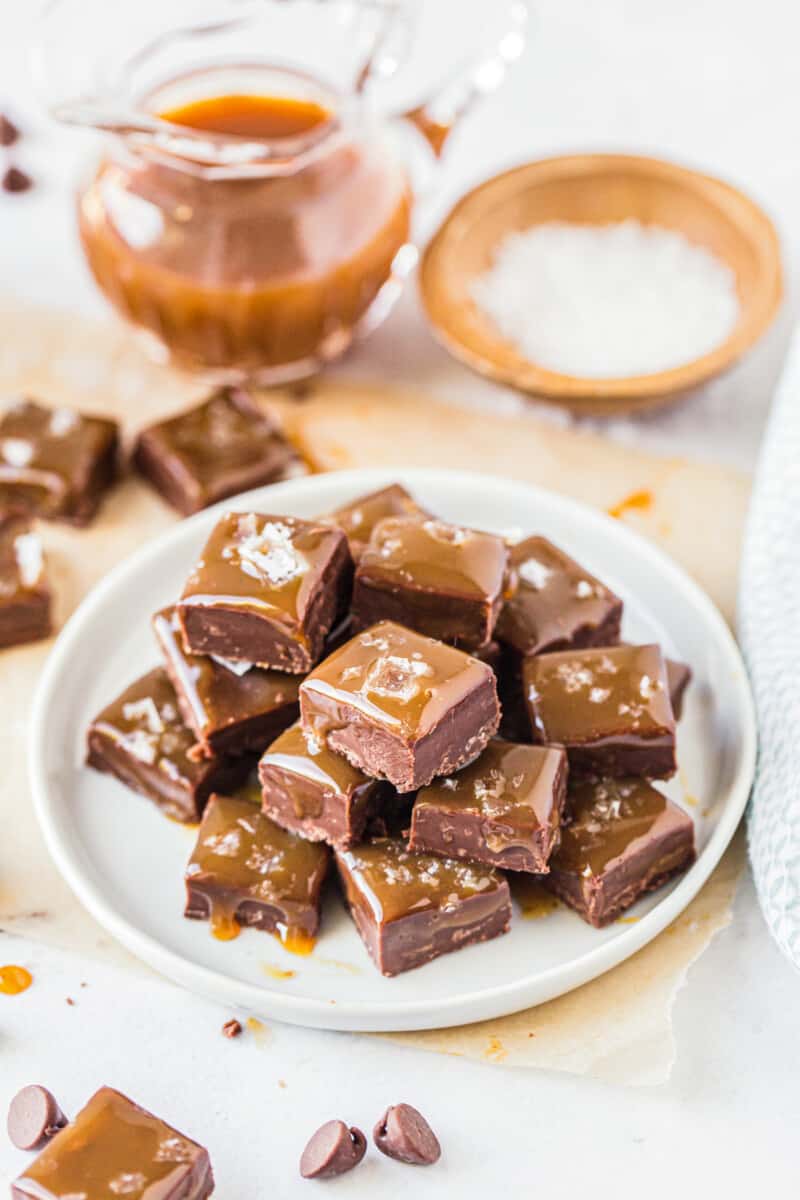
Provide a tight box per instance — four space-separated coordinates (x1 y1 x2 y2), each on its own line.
419 154 783 416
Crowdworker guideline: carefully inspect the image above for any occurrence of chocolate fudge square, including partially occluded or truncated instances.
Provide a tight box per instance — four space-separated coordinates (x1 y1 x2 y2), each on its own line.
336 837 511 975
666 659 692 720
0 515 51 649
154 606 299 758
325 483 430 561
409 739 567 873
87 667 249 823
178 511 352 673
524 644 677 779
544 776 695 926
185 787 330 943
134 387 302 516
300 621 501 792
259 720 389 847
0 398 118 524
12 1086 214 1200
352 516 509 651
496 535 623 656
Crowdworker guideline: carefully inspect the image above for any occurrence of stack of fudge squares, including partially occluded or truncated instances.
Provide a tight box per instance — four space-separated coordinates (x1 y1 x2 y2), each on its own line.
0 398 119 649
87 483 696 976
0 388 303 651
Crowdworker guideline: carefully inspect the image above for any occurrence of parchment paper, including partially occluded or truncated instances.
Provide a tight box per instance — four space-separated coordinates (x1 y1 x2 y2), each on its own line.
0 301 749 1084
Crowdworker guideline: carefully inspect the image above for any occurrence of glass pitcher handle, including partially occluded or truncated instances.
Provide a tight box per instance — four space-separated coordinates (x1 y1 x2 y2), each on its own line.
403 0 530 158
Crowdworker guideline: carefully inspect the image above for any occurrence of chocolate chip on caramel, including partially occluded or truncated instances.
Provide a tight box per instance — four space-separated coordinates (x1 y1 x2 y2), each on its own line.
373 1103 441 1166
300 1119 367 1179
7 1086 68 1151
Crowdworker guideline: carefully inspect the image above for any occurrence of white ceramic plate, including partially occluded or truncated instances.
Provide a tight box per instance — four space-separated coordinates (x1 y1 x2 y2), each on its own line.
29 468 755 1032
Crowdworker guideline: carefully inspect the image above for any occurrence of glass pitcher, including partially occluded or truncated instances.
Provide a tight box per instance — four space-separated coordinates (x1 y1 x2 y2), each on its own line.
34 0 529 384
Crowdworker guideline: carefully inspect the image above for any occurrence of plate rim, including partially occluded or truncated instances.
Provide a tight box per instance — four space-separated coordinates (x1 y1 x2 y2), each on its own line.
28 466 756 1032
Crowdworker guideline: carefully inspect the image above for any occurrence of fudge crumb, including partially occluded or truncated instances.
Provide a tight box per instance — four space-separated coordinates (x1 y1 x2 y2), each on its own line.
0 115 20 147
2 166 33 194
222 1018 243 1038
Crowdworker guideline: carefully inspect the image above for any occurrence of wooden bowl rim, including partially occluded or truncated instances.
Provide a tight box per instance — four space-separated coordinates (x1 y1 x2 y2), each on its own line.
419 152 784 414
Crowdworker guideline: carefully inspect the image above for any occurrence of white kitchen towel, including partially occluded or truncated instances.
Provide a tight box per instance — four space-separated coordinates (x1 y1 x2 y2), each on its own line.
740 327 800 971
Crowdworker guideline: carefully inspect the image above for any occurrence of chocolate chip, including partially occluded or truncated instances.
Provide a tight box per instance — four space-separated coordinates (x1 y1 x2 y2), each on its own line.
300 1119 367 1179
2 166 32 194
222 1018 242 1038
373 1103 441 1166
7 1086 68 1151
0 115 20 147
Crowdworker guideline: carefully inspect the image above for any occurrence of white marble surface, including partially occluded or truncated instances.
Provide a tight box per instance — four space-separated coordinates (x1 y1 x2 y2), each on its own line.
1 1 799 1195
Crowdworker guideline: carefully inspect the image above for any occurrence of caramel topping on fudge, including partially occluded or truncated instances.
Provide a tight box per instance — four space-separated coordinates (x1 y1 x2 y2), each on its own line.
12 1086 213 1200
259 719 388 846
336 836 511 974
325 484 430 560
91 669 194 768
181 512 323 619
260 720 370 812
0 397 117 524
302 621 495 740
557 777 678 875
185 787 330 941
545 776 695 926
410 739 567 872
187 787 329 905
416 739 564 826
178 511 351 672
86 667 249 822
497 535 623 656
352 516 508 649
134 387 301 515
526 643 673 742
364 516 507 599
153 606 299 756
337 837 503 925
524 644 677 780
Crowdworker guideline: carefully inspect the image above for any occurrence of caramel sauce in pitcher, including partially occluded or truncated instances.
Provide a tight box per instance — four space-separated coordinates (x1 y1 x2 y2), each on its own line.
161 93 331 139
78 85 412 377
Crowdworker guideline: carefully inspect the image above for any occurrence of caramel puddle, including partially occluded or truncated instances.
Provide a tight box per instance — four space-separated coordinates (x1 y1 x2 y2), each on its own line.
0 965 33 995
263 964 296 981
